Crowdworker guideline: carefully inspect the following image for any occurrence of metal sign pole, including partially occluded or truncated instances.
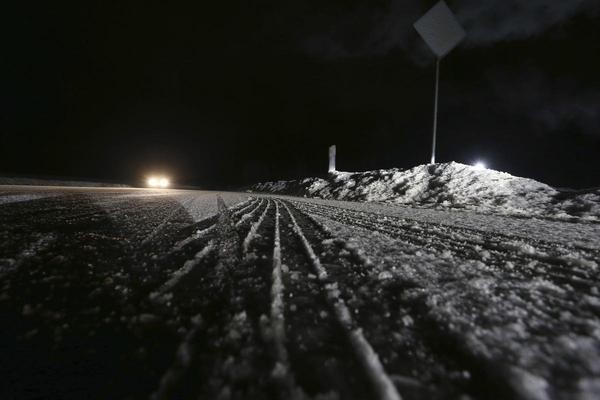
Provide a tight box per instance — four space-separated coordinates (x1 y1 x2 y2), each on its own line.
431 58 440 165
328 145 336 172
414 1 465 166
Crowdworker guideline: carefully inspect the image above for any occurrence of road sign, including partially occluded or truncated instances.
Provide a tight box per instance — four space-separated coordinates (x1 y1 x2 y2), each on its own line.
414 1 465 59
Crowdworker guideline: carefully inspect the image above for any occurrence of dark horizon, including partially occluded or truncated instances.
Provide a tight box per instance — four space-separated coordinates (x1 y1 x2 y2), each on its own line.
3 1 600 189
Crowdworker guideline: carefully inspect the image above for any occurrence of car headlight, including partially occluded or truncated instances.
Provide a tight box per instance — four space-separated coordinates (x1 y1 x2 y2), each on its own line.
147 176 170 188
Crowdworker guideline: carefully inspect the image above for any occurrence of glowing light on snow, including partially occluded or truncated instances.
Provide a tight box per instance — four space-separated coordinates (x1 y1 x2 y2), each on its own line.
473 161 486 170
147 176 170 188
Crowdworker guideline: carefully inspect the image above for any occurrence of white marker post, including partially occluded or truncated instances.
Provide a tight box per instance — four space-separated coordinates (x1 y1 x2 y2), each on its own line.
414 1 465 165
328 145 336 173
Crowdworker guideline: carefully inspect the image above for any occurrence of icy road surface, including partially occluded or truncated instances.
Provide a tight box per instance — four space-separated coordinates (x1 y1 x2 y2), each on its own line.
1 186 599 400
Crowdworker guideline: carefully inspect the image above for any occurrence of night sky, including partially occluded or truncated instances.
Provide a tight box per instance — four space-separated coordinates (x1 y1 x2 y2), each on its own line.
3 1 600 189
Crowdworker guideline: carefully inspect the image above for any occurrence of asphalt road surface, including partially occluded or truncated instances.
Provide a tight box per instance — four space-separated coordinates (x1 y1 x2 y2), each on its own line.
1 186 599 400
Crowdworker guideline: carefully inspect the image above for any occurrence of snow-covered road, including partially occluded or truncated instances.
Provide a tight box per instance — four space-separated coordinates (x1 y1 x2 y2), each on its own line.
1 186 598 400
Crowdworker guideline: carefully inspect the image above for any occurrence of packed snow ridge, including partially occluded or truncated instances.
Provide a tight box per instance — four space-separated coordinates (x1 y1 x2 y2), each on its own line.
251 162 600 221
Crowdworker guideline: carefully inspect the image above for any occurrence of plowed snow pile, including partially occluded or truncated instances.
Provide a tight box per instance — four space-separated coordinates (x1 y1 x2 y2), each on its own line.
251 162 600 221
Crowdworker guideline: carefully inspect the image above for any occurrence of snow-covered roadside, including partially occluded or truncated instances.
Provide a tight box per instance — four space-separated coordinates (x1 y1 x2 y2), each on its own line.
0 193 59 205
250 162 600 222
0 177 130 187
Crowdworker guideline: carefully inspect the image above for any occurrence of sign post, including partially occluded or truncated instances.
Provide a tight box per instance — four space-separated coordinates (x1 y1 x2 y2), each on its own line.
328 145 336 173
432 57 440 165
414 1 465 164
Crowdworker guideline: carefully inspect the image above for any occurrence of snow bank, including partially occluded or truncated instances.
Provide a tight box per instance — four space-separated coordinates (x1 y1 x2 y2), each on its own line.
0 176 129 188
251 162 600 221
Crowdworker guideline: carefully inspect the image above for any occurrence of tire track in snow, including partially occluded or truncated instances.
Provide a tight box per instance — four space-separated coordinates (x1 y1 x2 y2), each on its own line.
148 196 269 399
156 196 273 398
142 197 196 245
153 196 258 299
150 198 261 302
274 204 370 399
169 198 254 253
293 201 600 293
149 241 215 301
262 200 305 398
242 199 271 255
315 200 599 259
291 200 600 260
170 225 216 253
143 193 251 246
295 202 596 318
269 201 288 370
290 202 476 398
281 201 402 400
293 200 600 400
235 198 265 228
232 197 260 219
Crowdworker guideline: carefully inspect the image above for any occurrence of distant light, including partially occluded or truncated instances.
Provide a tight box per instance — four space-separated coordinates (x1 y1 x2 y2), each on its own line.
473 161 486 170
147 175 170 188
